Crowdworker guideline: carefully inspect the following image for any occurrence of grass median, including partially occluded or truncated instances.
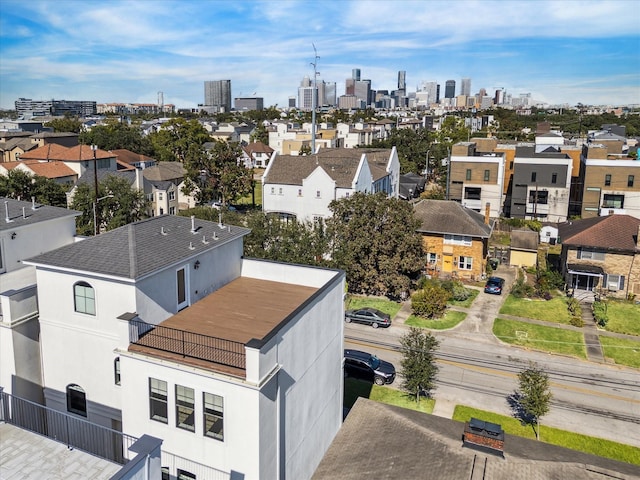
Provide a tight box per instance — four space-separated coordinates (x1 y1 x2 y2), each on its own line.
344 378 434 414
453 405 640 465
599 336 640 368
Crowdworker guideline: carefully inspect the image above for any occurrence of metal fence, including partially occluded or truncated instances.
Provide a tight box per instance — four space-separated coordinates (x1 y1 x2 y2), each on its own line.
128 319 246 370
0 389 137 465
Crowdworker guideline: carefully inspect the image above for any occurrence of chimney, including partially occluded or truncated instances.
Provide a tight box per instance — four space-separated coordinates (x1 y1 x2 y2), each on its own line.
484 202 491 225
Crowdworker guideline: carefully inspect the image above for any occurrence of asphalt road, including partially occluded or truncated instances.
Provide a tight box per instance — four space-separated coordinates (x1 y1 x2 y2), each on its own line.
344 268 640 449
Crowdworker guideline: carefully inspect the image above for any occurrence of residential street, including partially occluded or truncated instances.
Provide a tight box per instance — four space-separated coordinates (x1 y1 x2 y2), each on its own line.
344 265 640 449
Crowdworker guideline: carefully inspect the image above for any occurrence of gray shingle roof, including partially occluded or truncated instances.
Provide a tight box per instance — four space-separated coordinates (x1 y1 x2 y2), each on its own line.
24 215 250 279
511 230 539 251
264 148 391 187
142 162 186 182
558 215 640 252
0 197 80 232
312 398 640 480
75 170 137 187
413 200 493 238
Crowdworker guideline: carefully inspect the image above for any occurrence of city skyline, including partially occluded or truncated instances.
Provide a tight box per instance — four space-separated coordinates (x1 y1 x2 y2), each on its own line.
1 0 639 111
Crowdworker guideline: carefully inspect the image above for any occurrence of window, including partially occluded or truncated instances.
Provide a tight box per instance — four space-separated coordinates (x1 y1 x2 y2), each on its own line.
271 187 275 194
298 188 302 196
427 253 437 264
484 170 490 181
203 392 224 440
602 194 624 209
177 469 196 480
528 190 548 204
149 378 168 423
169 206 176 215
605 174 611 186
464 187 481 200
114 358 121 385
74 281 95 315
345 192 350 198
158 193 163 201
509 161 514 169
168 191 175 201
531 172 537 182
577 248 605 261
465 169 471 180
605 274 625 291
444 234 472 246
316 190 321 198
97 159 110 169
551 173 557 184
146 193 153 202
458 256 473 270
66 384 87 417
161 467 170 480
177 267 187 310
628 175 635 188
159 208 164 215
176 385 195 432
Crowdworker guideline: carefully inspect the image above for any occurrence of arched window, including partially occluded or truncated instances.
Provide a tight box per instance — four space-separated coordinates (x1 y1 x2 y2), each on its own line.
66 384 87 417
74 281 95 315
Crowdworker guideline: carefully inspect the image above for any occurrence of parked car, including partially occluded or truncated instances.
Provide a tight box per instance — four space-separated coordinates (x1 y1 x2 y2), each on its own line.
484 276 505 295
344 307 391 328
344 349 396 385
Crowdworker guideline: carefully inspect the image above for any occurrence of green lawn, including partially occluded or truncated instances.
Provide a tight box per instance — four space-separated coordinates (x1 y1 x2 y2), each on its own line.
453 405 640 465
344 378 434 413
236 178 263 207
448 289 479 308
599 336 640 368
493 318 587 359
344 295 403 318
499 295 571 324
406 310 467 330
603 301 640 336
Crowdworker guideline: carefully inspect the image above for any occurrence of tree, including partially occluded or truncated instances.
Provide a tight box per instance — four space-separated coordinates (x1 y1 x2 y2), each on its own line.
0 169 68 206
411 282 450 318
79 120 153 155
45 114 83 133
517 362 552 440
249 123 269 144
371 127 433 174
399 327 439 402
148 117 210 163
327 192 425 299
71 176 147 235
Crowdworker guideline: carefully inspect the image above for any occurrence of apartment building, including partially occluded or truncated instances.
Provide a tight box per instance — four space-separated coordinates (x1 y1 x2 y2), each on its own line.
19 214 344 479
448 142 506 218
509 146 573 223
579 144 640 220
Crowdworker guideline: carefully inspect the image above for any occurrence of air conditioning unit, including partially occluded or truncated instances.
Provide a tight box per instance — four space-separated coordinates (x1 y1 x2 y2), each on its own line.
608 282 619 291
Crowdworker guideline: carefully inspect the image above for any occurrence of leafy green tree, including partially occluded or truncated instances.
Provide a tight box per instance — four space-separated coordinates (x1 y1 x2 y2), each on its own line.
79 120 153 155
148 117 210 163
298 144 312 155
249 123 269 144
45 114 83 133
0 169 68 206
71 176 147 235
399 327 439 402
517 362 552 440
327 192 425 299
371 127 433 174
411 282 450 318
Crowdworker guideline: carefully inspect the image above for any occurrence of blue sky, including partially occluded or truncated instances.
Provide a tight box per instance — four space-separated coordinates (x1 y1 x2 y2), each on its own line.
1 0 639 110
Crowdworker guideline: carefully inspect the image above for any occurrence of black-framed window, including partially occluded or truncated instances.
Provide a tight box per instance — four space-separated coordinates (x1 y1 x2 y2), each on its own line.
466 169 472 180
177 469 196 480
149 378 168 423
176 385 195 432
484 170 490 181
605 174 611 186
551 173 557 184
528 190 548 204
114 358 121 385
602 194 624 209
66 384 87 417
531 172 537 182
203 392 224 441
629 175 635 188
74 281 95 315
161 467 170 480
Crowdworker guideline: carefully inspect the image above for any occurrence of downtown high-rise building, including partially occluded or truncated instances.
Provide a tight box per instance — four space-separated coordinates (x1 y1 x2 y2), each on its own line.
352 68 361 81
419 81 440 105
444 80 456 99
298 76 316 111
204 80 232 112
397 71 406 91
460 78 471 97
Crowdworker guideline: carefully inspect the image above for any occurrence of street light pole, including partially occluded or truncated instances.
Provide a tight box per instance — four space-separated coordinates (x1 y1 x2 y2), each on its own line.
91 144 99 233
93 194 114 236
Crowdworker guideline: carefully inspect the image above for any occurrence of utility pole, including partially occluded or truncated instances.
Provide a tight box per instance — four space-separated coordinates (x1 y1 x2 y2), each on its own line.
91 144 99 233
311 44 320 155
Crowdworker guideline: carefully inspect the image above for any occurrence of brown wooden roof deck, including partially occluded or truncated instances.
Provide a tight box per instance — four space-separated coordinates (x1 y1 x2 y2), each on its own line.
129 276 318 377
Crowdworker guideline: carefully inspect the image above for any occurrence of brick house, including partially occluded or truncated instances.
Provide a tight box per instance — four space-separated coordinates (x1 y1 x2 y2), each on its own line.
558 214 640 299
414 200 493 280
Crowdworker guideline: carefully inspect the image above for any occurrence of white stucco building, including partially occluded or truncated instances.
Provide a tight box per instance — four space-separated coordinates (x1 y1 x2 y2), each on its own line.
262 148 400 223
21 214 345 480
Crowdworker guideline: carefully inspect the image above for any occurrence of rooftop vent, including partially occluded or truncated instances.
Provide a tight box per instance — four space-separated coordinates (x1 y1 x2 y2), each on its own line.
161 226 168 236
4 201 13 223
31 197 37 211
202 235 209 245
190 215 197 234
189 242 195 250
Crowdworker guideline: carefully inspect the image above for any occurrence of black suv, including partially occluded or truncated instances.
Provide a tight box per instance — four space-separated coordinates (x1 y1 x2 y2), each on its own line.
344 349 396 385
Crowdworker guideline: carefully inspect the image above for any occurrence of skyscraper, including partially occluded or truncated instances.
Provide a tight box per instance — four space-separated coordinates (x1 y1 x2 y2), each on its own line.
444 80 456 99
461 78 471 97
204 80 232 112
298 76 316 111
398 71 406 91
352 69 361 81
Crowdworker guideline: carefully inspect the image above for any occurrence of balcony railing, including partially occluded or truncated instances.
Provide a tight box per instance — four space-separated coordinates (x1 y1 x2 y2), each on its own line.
0 388 137 465
128 319 246 370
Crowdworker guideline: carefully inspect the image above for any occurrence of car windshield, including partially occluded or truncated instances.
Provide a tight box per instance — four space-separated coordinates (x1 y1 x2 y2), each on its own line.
488 279 501 286
368 355 380 370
